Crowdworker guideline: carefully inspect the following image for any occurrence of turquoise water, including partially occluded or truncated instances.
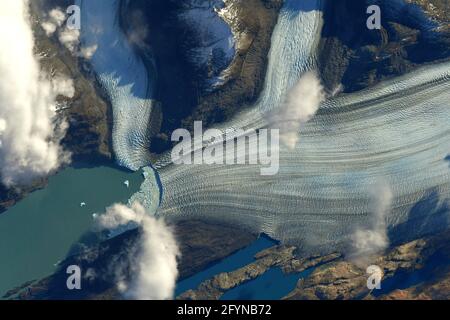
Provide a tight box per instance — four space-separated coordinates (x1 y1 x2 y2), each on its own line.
175 235 277 296
220 267 313 300
0 165 143 297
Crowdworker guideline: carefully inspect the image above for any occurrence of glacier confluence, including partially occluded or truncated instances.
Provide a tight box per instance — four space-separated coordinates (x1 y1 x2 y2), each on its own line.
84 0 450 254
153 0 450 253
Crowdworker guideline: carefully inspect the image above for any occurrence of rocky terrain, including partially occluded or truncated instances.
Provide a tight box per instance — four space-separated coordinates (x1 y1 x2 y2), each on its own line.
406 0 450 24
285 230 450 300
32 3 112 162
182 0 284 130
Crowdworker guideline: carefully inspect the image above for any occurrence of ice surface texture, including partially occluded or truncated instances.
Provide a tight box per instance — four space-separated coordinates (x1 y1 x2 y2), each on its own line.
136 0 450 254
77 0 157 170
80 0 449 254
157 62 450 253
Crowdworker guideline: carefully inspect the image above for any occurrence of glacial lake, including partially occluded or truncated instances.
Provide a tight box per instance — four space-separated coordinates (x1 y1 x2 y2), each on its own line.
0 164 143 297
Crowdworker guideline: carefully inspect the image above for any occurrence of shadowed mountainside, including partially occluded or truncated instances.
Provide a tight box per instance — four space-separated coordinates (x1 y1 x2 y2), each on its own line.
121 0 283 153
318 0 450 93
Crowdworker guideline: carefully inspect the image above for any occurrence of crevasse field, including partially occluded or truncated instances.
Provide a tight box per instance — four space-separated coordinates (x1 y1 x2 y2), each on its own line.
80 0 450 254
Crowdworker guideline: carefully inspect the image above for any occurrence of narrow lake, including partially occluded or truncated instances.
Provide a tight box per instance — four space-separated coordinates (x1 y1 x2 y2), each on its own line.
176 234 313 300
175 235 278 297
0 165 143 297
220 267 313 300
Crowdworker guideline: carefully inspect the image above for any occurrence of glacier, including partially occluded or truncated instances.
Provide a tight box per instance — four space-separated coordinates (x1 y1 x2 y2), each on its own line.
77 0 158 170
79 0 450 254
138 0 450 254
156 61 450 253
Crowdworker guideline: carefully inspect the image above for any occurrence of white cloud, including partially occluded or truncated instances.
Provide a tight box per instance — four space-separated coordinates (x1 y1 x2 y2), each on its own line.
41 8 65 36
52 76 75 99
96 202 180 300
41 21 57 36
349 182 393 264
0 0 71 187
80 44 98 60
58 28 80 54
41 7 97 59
268 71 325 150
49 8 66 26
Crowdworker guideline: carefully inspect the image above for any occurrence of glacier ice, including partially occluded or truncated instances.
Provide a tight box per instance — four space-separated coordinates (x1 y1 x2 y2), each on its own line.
155 61 450 253
130 167 161 213
129 0 450 254
81 0 450 254
77 0 158 170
